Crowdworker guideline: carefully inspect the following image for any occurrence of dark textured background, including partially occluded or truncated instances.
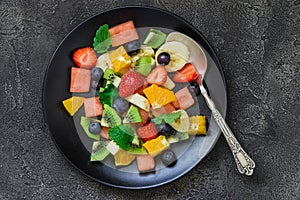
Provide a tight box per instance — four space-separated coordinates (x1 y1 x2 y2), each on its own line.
0 0 299 199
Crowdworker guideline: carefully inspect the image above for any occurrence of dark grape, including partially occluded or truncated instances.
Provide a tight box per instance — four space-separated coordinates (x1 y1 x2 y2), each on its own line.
124 41 140 56
112 97 129 115
88 122 101 134
156 123 176 137
161 149 177 167
157 52 170 65
91 68 103 81
189 81 201 96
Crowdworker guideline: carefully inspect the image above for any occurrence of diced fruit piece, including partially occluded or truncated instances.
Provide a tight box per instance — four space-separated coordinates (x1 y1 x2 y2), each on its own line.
62 96 84 116
91 80 100 90
135 56 155 76
157 52 170 66
125 93 150 112
136 108 151 126
156 123 177 137
169 110 190 132
175 132 189 141
88 122 101 134
103 68 121 87
73 47 97 68
155 41 189 72
167 136 179 144
160 149 177 167
172 63 198 82
131 134 140 147
84 97 103 117
100 126 110 139
112 97 129 115
106 140 120 155
109 20 139 47
100 104 121 127
91 68 103 81
143 135 170 157
109 46 132 74
137 122 158 142
70 67 91 93
80 117 100 140
146 66 167 85
189 81 201 96
151 103 176 116
114 150 136 166
95 53 113 71
135 78 149 95
136 154 155 173
188 116 207 135
124 40 140 56
123 105 142 123
162 76 175 90
119 70 144 98
128 145 148 155
173 87 195 110
90 141 110 161
143 84 176 109
144 29 166 49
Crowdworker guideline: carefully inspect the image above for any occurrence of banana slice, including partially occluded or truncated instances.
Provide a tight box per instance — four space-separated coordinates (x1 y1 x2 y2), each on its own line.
95 53 113 71
125 93 150 112
155 41 190 72
169 109 190 132
162 76 175 90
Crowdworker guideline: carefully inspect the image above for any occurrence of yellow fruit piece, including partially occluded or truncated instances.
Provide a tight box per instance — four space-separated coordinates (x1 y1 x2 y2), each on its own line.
114 149 136 166
62 96 84 116
143 84 176 109
143 135 170 157
109 46 132 74
188 116 207 135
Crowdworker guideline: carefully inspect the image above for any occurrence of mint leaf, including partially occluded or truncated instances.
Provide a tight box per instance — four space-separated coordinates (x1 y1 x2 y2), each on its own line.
164 111 181 123
108 125 135 150
93 24 112 54
151 112 181 125
98 83 118 107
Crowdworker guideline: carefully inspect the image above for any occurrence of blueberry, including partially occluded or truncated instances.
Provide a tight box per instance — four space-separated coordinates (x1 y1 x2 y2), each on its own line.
91 68 103 81
88 122 101 134
112 97 129 115
189 81 201 96
124 41 140 56
157 52 170 65
161 149 177 167
156 123 176 137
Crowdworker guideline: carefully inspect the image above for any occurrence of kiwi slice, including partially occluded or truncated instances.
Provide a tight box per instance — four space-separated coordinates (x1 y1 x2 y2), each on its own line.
90 141 110 161
80 117 100 140
101 104 121 127
103 68 121 87
127 144 148 155
123 105 143 123
134 56 155 76
144 29 167 49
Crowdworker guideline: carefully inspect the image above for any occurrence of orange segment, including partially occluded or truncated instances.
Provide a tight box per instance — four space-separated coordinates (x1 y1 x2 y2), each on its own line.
62 96 84 116
143 84 176 109
109 46 131 74
143 135 170 157
114 149 136 166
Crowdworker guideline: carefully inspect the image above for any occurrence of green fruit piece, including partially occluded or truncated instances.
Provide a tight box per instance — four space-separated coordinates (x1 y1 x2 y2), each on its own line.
101 104 121 127
127 144 148 155
80 117 100 140
90 141 110 161
134 56 155 76
123 105 143 123
103 68 121 87
176 132 189 141
131 135 140 147
167 135 180 144
144 29 167 49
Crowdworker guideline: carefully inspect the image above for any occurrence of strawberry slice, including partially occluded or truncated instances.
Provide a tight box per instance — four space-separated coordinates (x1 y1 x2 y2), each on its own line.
73 47 97 68
137 122 158 142
146 66 167 85
119 70 144 98
172 63 198 82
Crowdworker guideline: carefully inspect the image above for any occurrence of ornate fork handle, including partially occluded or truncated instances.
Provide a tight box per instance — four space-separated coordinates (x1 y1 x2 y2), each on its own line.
200 86 255 176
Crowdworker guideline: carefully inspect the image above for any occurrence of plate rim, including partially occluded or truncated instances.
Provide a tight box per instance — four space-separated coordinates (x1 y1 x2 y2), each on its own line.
42 5 227 189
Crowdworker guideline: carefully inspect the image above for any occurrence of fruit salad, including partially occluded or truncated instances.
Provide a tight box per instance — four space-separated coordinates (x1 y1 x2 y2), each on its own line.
62 20 207 173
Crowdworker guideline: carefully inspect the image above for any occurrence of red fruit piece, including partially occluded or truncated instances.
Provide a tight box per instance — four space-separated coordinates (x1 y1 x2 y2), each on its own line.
137 122 158 142
84 97 103 117
136 108 151 126
119 70 144 98
172 63 198 82
136 79 149 95
173 87 195 109
73 47 97 68
146 66 167 85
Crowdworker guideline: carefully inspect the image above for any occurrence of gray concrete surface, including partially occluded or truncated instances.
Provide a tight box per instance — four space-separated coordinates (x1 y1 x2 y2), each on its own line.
0 0 299 199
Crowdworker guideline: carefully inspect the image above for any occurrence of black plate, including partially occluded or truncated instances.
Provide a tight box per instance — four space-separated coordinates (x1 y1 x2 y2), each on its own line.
43 6 227 189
